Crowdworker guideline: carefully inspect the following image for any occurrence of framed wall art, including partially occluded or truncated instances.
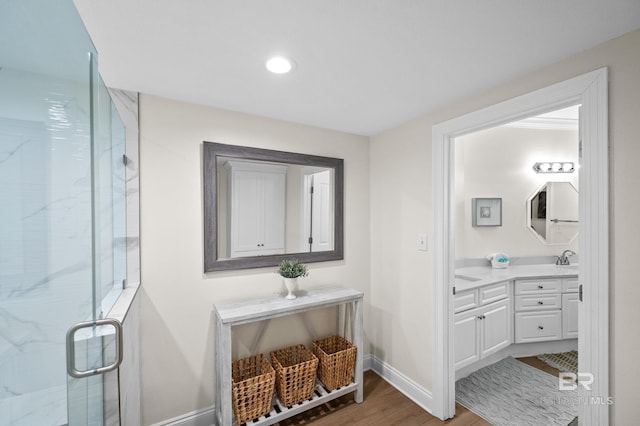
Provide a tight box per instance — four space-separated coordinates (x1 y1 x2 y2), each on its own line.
472 198 502 227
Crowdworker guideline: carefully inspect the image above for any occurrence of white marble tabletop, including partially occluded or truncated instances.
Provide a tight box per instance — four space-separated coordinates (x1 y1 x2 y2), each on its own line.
214 286 364 325
454 264 579 292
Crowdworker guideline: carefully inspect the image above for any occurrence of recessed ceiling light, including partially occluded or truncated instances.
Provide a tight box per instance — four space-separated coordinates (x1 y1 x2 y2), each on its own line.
266 56 294 74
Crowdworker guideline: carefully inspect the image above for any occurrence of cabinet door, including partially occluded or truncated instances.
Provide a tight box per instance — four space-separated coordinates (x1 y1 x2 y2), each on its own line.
480 298 511 358
562 293 579 339
454 308 480 370
229 165 287 257
261 171 286 254
231 171 263 256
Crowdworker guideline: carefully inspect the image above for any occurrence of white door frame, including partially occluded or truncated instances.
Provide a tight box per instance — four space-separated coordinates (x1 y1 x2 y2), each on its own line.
432 68 609 425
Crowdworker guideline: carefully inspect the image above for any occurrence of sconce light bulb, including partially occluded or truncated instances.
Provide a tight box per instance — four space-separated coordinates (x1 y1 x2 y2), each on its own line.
539 163 551 172
551 162 562 172
562 162 574 172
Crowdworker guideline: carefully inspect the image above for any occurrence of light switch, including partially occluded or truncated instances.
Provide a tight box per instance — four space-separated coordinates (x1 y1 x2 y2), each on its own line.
417 233 428 251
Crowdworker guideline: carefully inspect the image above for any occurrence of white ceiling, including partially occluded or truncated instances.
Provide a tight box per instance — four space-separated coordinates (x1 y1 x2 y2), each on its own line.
73 0 640 136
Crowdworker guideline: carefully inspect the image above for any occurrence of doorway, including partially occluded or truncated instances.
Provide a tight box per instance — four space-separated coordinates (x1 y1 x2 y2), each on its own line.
432 69 609 425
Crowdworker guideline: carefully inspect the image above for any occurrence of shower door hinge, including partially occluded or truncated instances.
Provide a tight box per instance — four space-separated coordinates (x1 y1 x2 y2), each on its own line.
579 284 583 302
308 237 313 244
452 286 456 295
122 154 129 166
122 279 126 290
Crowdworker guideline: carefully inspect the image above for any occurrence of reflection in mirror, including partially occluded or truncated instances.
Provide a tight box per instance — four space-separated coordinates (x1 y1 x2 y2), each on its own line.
216 157 334 259
203 142 343 272
527 182 578 245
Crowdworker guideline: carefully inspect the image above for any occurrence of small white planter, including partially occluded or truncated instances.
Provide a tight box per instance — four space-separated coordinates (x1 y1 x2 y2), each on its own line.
283 277 298 300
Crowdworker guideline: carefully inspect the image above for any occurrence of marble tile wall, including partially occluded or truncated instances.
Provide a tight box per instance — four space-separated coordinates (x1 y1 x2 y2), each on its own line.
107 88 141 426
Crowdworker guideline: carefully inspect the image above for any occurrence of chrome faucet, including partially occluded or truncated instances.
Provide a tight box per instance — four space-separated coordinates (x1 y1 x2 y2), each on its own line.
556 250 576 265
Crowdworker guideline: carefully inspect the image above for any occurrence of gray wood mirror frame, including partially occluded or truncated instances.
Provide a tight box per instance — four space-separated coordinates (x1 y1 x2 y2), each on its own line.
203 141 344 272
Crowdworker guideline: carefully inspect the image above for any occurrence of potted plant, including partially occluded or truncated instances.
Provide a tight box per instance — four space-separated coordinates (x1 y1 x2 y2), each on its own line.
277 259 308 300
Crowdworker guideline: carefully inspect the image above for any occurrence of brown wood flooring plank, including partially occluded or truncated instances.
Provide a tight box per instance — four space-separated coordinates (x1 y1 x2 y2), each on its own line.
275 371 486 425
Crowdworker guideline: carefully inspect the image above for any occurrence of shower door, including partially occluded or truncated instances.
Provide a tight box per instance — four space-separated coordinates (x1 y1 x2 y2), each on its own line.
0 0 127 424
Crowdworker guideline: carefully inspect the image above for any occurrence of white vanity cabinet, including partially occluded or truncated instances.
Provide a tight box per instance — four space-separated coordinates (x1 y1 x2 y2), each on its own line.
454 282 511 370
514 277 578 343
225 160 287 258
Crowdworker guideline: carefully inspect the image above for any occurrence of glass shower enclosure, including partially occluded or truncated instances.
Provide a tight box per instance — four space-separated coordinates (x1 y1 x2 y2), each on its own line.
0 0 127 424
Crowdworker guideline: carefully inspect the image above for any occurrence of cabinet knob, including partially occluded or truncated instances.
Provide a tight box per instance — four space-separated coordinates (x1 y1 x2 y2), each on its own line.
538 325 544 330
477 315 483 320
538 285 544 289
538 301 544 305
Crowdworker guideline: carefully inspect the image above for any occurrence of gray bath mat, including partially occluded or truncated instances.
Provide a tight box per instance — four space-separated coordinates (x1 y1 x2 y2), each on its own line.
456 356 578 426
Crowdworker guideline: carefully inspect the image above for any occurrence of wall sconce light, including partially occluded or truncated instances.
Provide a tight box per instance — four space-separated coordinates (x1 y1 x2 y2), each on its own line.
533 162 575 173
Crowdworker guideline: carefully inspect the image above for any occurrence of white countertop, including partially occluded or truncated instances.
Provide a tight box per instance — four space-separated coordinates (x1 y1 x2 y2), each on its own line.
454 264 578 292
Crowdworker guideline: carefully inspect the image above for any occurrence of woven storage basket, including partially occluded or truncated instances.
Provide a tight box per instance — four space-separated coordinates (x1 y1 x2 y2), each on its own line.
231 354 275 424
270 344 319 407
312 335 357 390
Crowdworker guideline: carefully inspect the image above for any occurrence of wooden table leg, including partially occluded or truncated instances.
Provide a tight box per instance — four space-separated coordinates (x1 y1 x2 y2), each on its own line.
353 299 364 403
215 314 233 426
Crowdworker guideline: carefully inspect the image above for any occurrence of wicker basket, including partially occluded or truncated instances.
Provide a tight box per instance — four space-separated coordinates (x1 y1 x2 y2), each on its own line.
312 335 357 391
231 354 275 424
270 344 319 407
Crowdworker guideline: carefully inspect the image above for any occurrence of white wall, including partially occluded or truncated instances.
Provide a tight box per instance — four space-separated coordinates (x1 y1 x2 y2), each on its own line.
138 95 370 424
455 125 579 259
370 29 640 424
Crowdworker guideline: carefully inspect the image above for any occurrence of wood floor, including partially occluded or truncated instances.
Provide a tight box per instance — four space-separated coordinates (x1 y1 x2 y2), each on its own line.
275 357 561 425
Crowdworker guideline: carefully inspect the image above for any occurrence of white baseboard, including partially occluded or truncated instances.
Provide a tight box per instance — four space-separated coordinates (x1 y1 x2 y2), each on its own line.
151 406 215 426
155 354 430 426
368 355 433 414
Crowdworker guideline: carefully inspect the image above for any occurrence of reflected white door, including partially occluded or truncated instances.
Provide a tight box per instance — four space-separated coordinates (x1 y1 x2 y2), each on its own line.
302 168 334 252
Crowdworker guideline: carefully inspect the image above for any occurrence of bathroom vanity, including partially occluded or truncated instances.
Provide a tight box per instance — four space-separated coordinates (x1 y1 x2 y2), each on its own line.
453 264 578 376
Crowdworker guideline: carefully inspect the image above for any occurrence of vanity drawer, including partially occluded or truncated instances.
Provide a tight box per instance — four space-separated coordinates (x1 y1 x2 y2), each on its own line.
562 277 580 293
515 311 562 343
515 278 561 295
479 281 509 305
514 294 562 311
454 290 478 313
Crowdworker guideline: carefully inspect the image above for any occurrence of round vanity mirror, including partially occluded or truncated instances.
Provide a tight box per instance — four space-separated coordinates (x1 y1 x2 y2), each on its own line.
527 182 578 245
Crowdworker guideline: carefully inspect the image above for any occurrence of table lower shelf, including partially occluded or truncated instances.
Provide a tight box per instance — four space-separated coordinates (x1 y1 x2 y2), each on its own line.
236 381 359 426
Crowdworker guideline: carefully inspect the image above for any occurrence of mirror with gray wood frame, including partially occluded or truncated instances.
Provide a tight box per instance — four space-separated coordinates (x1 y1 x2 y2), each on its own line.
203 141 344 272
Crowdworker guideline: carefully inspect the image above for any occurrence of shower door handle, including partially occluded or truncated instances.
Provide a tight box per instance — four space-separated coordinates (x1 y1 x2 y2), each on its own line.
66 318 124 378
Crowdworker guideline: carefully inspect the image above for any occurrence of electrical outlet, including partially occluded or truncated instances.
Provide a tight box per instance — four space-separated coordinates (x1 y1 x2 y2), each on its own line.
417 233 428 251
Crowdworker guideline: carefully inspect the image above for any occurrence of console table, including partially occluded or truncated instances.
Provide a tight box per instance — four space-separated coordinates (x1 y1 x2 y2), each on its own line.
213 287 364 426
